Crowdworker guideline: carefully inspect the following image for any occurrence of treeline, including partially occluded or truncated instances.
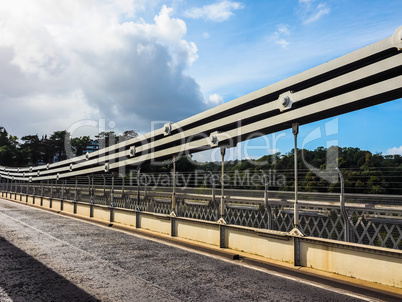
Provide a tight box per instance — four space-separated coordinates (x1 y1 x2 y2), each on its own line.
0 127 137 166
141 146 402 195
1 126 402 194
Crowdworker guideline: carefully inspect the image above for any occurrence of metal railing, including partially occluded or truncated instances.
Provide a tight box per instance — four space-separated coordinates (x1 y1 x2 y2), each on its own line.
0 27 401 251
2 173 401 250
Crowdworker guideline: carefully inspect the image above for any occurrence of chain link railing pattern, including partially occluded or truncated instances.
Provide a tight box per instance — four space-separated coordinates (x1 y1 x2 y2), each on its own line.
1 176 401 250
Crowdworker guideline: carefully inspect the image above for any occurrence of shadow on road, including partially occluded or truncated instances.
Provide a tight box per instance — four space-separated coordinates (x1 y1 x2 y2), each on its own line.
0 236 99 301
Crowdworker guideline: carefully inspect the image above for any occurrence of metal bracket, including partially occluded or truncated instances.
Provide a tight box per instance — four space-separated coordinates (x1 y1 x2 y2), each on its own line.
289 227 306 237
217 217 227 225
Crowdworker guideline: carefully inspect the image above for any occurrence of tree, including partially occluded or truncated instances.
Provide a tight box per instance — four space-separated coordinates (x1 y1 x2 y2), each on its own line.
20 134 41 165
0 128 20 166
95 131 117 148
71 136 91 156
96 130 138 149
50 130 69 161
121 130 138 141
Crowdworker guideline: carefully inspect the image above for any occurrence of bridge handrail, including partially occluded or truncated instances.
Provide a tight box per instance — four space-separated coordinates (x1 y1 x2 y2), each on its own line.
0 26 401 182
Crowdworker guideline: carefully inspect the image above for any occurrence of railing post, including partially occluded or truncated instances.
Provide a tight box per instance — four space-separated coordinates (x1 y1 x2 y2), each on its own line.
261 170 273 230
32 181 36 204
137 166 141 210
110 173 115 207
90 174 94 217
61 180 65 200
218 147 226 225
87 175 91 198
55 178 58 199
289 123 304 243
26 180 30 203
102 174 106 198
50 179 53 197
73 177 78 213
74 177 78 202
18 180 21 200
61 180 65 211
25 181 29 203
110 173 115 223
40 181 44 206
171 155 177 216
49 180 53 208
209 171 216 203
121 175 126 208
292 123 300 229
90 175 94 204
336 168 350 242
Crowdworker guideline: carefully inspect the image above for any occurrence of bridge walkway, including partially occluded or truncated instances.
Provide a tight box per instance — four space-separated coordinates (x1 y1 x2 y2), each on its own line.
0 198 400 302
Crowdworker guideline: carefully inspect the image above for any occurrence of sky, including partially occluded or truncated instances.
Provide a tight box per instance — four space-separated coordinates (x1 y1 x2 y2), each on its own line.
0 0 401 162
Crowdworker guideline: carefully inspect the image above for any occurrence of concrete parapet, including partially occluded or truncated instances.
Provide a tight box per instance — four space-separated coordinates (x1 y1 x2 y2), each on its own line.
300 237 402 288
176 218 220 246
139 212 171 235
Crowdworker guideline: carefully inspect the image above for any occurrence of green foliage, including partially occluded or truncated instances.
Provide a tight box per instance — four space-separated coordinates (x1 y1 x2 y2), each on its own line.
0 127 97 166
1 125 402 194
71 136 91 156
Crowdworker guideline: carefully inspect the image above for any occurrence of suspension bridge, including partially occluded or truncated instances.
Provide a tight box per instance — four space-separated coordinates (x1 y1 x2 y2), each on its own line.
1 26 402 300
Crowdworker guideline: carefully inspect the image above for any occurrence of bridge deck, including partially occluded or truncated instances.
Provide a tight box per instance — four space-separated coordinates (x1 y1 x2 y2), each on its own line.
0 198 400 302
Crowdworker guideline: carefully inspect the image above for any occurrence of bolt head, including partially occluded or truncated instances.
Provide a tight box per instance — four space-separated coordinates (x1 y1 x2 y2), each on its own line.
281 96 290 107
129 146 135 157
211 136 217 144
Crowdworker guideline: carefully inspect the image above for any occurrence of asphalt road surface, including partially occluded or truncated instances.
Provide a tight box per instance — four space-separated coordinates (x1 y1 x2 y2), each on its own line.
0 198 387 301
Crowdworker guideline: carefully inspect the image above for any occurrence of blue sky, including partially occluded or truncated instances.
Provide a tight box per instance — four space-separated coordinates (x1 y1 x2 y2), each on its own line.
178 0 402 160
0 0 401 161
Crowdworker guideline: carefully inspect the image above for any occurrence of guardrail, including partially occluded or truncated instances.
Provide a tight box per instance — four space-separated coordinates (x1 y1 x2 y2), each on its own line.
2 177 401 250
0 26 401 182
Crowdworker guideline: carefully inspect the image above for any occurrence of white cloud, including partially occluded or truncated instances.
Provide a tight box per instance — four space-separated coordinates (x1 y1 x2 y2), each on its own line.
387 146 402 155
275 38 290 49
202 32 210 39
277 24 290 35
205 93 224 107
271 24 290 49
298 0 330 24
184 1 244 22
0 2 204 137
